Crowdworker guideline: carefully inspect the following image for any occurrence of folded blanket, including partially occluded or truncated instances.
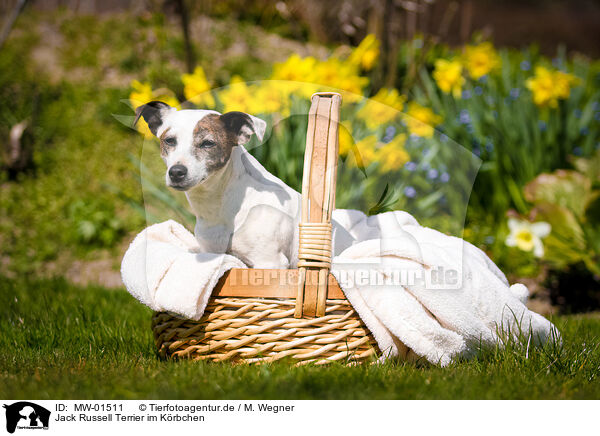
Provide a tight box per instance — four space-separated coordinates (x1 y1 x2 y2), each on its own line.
121 211 559 366
121 220 246 320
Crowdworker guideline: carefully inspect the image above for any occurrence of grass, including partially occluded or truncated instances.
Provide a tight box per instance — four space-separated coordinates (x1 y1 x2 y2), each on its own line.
1 276 599 400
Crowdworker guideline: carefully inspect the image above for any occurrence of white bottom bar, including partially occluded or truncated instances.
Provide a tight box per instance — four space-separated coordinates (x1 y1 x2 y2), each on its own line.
1 400 596 436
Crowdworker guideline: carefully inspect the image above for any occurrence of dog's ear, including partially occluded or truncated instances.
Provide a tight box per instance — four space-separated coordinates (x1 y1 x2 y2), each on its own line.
220 111 266 145
133 101 172 136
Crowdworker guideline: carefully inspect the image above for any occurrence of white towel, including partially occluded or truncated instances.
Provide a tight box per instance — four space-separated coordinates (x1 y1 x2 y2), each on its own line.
121 212 559 365
121 220 246 320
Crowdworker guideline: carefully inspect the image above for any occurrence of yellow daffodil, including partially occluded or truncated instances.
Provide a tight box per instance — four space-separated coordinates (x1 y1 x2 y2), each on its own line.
314 58 343 86
432 59 465 98
129 80 179 110
357 88 406 129
342 132 409 173
271 54 319 98
251 81 290 116
404 102 442 138
505 218 551 257
525 66 579 108
270 53 368 102
182 66 215 108
356 135 377 167
129 80 153 108
378 134 409 172
552 70 580 100
353 135 378 168
129 80 179 138
338 121 354 157
525 67 556 107
348 34 380 71
217 76 255 113
272 54 317 82
313 58 369 96
462 42 500 79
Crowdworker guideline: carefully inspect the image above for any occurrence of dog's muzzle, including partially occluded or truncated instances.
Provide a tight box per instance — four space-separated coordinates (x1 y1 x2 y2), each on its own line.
168 164 188 183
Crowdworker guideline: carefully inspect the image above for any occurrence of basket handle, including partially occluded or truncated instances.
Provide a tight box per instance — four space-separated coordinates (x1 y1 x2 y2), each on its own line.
295 92 342 318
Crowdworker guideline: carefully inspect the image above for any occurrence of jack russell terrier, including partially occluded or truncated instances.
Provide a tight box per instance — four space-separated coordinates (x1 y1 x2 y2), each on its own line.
134 101 354 269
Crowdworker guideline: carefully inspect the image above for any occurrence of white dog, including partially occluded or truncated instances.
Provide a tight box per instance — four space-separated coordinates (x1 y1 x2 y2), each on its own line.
134 101 312 269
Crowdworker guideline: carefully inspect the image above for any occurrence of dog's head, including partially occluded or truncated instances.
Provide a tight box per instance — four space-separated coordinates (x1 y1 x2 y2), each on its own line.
134 101 266 191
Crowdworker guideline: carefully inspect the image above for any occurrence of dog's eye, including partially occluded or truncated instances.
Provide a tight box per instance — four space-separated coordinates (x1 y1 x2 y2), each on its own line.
164 137 177 146
200 140 216 148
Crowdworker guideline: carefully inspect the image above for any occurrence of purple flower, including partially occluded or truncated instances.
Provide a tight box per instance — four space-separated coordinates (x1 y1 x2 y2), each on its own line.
404 161 417 171
439 133 449 143
383 125 396 142
462 90 472 99
538 120 547 131
404 186 416 198
474 86 483 96
427 168 439 180
520 60 531 71
459 110 471 124
573 146 583 156
510 88 520 99
440 172 450 183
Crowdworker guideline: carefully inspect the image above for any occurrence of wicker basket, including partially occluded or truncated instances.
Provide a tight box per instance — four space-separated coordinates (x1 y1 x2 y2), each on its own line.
152 93 380 365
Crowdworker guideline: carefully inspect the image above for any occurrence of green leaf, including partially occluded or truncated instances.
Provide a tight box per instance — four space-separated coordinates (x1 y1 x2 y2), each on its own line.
532 203 586 268
368 184 400 215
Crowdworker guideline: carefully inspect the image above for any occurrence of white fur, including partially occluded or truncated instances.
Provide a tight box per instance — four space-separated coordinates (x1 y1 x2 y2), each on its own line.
186 146 301 268
155 108 299 268
156 109 218 189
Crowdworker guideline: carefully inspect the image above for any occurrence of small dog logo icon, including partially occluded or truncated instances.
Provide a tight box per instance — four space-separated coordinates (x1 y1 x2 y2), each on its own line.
2 402 50 434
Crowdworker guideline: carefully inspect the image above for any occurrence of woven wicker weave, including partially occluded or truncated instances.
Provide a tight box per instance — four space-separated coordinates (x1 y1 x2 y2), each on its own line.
152 93 380 365
152 299 378 364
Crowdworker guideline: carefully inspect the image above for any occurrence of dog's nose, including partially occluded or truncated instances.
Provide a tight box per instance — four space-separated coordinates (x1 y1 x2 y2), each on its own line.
169 165 188 182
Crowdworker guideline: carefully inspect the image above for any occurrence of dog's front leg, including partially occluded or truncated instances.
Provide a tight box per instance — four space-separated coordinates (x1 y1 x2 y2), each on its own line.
192 219 231 254
230 204 295 269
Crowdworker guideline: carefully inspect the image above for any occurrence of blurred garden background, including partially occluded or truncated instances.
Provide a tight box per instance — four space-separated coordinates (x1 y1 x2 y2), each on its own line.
1 0 599 317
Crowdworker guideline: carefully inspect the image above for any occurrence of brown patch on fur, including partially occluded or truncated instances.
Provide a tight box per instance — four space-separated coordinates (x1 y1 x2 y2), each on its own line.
159 127 172 156
192 114 238 172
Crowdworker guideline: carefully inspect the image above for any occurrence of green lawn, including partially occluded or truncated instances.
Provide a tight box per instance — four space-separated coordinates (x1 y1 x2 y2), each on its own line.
1 276 598 400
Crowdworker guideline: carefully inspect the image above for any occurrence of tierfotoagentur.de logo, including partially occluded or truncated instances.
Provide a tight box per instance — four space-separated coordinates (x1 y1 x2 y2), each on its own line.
2 402 50 434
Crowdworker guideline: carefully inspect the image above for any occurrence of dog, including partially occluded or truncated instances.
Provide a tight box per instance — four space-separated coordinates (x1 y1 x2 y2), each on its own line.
134 101 308 269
